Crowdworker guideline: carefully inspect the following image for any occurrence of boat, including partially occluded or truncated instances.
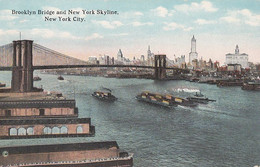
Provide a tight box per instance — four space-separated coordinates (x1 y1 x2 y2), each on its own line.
241 82 260 91
189 77 200 82
57 75 64 80
171 96 198 107
136 91 177 108
187 92 216 104
92 91 117 102
217 79 243 87
33 76 42 81
194 92 204 97
0 82 6 87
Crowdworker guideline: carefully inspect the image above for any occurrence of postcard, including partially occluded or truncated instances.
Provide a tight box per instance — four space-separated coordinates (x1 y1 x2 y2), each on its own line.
0 0 260 167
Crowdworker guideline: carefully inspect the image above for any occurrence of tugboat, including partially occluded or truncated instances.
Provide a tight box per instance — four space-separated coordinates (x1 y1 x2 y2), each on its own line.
242 82 260 91
187 92 216 104
136 91 177 108
92 91 117 102
57 75 64 80
33 76 42 81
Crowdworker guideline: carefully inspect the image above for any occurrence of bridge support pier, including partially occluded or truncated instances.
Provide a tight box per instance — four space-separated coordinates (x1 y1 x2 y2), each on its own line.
11 40 34 92
154 54 166 80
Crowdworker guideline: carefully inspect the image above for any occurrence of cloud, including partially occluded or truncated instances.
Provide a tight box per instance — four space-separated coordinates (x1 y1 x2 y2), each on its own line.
0 10 18 20
19 19 29 23
31 29 79 39
195 19 217 25
85 33 103 41
92 20 123 29
151 6 174 17
134 12 143 16
220 9 260 26
174 1 218 14
31 29 104 42
110 33 129 36
220 16 240 24
131 21 154 27
0 29 20 36
163 22 193 31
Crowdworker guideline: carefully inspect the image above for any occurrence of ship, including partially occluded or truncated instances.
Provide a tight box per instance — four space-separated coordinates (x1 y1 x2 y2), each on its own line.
136 91 177 108
92 91 117 102
33 76 42 81
187 92 216 104
57 75 64 80
0 83 6 87
241 82 260 91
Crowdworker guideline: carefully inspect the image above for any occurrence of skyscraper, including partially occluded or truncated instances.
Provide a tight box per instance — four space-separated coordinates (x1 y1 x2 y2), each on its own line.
189 35 198 63
117 49 123 62
147 45 154 66
147 45 152 60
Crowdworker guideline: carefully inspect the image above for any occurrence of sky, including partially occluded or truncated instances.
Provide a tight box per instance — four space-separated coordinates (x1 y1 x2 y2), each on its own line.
0 0 260 65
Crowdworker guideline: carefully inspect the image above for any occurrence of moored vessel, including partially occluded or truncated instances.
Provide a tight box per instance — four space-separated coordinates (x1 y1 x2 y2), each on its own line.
0 82 6 87
241 82 260 91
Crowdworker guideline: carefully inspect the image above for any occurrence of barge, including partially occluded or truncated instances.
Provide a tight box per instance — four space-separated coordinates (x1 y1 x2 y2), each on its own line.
172 96 198 107
136 92 177 108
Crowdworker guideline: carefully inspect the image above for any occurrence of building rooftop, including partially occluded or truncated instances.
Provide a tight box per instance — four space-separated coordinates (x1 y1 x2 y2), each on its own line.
0 91 66 101
0 141 119 154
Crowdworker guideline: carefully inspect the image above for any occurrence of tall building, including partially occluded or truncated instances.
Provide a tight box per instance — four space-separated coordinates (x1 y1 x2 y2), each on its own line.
225 45 248 68
116 49 125 65
147 45 152 60
117 49 123 62
189 35 198 63
147 45 154 66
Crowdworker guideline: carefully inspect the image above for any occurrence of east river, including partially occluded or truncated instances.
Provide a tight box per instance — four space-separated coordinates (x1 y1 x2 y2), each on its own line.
0 71 260 167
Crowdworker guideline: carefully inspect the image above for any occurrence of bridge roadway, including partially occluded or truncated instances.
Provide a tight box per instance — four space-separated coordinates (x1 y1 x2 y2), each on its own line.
0 64 189 72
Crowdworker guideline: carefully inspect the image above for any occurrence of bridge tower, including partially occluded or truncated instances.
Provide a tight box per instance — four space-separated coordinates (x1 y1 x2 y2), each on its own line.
11 40 34 92
154 54 166 80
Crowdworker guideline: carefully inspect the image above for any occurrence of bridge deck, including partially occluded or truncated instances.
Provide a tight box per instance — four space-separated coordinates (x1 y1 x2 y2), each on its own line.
0 65 188 71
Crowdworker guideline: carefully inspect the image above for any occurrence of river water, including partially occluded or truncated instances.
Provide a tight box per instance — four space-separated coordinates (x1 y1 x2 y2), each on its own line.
0 71 260 167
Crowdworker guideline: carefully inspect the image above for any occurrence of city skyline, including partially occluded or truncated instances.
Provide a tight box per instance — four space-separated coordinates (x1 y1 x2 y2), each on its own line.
0 0 260 65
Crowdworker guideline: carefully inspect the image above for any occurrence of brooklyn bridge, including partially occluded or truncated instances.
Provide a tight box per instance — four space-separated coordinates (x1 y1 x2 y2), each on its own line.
0 40 189 86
